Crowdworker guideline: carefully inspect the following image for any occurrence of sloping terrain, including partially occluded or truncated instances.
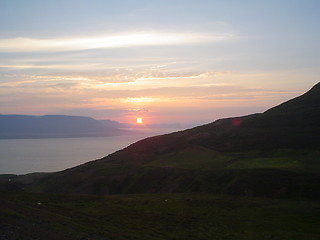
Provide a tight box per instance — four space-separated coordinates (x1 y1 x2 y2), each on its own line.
5 82 320 199
1 83 320 240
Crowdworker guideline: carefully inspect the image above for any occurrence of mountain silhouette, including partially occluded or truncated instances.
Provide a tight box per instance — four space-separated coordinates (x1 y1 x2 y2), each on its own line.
10 82 320 199
109 82 320 163
187 82 320 151
0 115 129 138
265 82 320 116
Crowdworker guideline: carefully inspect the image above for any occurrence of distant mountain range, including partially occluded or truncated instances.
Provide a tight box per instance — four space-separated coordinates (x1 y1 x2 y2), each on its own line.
3 82 320 200
0 115 131 139
0 115 185 139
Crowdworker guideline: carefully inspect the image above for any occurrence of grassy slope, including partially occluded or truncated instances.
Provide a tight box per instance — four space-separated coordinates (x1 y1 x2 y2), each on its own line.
1 192 320 240
1 84 320 239
7 83 318 198
12 147 318 199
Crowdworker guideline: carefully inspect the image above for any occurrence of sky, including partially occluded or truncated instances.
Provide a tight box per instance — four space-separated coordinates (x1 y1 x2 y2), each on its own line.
0 0 319 126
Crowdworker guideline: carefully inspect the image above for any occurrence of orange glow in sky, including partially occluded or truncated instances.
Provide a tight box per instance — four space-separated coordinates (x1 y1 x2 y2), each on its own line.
0 1 317 126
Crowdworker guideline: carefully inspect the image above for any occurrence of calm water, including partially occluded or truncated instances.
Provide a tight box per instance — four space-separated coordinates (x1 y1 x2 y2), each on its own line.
0 129 180 174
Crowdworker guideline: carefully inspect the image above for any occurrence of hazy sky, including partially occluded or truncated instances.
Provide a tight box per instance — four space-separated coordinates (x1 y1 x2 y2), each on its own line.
1 0 319 125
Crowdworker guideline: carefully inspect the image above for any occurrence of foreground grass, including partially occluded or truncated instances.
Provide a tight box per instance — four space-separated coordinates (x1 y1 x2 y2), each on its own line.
1 192 320 240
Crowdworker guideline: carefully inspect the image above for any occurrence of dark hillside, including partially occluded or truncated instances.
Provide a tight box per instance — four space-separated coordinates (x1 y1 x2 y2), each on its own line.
109 82 320 156
10 82 320 199
265 82 320 117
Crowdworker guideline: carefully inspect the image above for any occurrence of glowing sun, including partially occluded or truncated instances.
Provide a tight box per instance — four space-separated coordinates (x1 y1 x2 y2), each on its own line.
136 117 143 124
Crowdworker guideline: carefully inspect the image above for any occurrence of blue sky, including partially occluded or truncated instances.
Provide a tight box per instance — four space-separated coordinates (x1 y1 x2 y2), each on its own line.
0 0 319 125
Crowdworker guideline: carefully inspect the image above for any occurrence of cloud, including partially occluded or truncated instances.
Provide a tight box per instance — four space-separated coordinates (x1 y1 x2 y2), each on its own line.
0 65 305 125
0 31 234 53
0 67 218 90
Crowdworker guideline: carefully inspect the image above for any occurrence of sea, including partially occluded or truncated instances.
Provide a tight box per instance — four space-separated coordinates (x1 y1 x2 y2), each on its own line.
0 128 181 175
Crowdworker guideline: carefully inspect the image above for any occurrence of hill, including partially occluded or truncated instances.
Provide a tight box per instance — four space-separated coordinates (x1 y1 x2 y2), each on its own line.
5 82 320 199
0 115 130 139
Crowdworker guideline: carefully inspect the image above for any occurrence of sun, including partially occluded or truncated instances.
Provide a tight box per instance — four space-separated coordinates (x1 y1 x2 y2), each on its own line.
136 117 143 124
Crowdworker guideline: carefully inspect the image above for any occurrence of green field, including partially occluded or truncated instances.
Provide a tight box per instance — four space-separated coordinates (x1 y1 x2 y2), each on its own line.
1 192 320 240
147 147 320 173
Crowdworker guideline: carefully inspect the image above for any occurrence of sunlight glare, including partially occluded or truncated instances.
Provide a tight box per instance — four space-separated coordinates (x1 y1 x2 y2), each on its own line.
136 117 143 124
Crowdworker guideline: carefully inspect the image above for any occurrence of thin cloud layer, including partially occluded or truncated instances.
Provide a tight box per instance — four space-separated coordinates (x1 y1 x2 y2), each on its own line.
0 0 319 124
0 31 233 52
